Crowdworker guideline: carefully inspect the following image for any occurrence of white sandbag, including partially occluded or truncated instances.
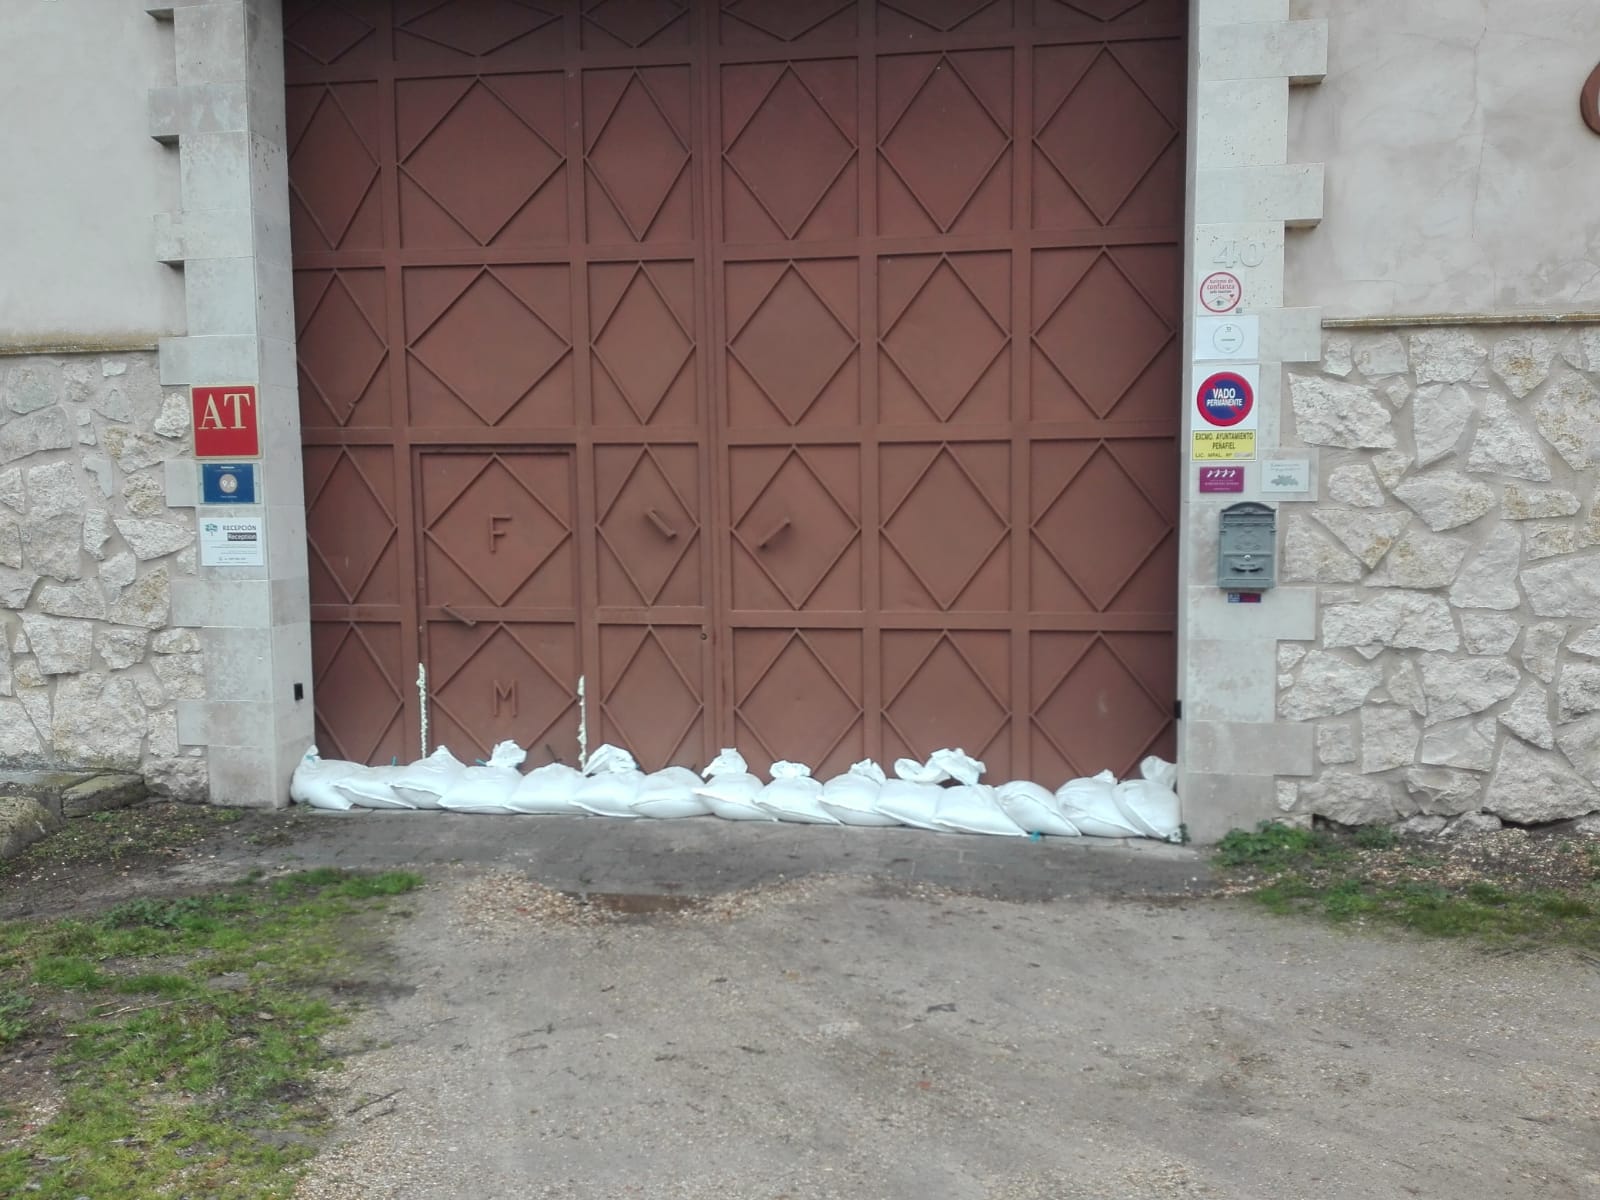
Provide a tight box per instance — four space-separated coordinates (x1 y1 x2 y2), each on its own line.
819 762 899 827
506 762 585 814
1114 779 1182 842
875 779 943 830
927 748 985 786
631 766 713 819
1056 770 1143 838
754 764 838 824
995 780 1079 837
892 748 985 785
439 741 526 814
334 764 416 810
573 769 645 817
583 743 638 775
893 757 948 784
693 772 773 821
702 748 749 778
438 772 518 813
289 748 360 811
933 784 1024 837
845 758 886 784
1139 755 1178 791
390 746 467 809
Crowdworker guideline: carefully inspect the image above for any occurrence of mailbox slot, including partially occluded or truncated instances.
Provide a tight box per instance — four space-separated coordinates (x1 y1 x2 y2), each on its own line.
1218 501 1276 591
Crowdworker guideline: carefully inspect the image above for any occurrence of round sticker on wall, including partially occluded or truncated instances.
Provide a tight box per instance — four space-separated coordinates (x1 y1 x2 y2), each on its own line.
1199 271 1243 314
1196 370 1255 428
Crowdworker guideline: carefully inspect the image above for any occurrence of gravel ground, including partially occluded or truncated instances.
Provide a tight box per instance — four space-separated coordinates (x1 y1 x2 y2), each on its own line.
296 868 1600 1200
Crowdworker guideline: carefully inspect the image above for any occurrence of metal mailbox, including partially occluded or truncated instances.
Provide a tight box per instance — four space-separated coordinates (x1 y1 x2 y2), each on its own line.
1218 501 1276 591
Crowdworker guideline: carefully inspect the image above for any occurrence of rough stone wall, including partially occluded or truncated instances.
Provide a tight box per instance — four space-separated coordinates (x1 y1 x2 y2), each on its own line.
1276 325 1600 829
0 351 206 800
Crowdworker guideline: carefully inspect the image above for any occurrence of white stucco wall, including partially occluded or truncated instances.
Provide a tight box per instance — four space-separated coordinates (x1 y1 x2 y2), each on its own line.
0 0 184 348
1288 0 1600 318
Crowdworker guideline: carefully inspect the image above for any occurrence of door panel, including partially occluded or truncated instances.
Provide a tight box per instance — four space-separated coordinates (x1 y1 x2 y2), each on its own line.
728 445 862 613
418 451 582 764
419 451 576 612
881 629 1013 781
731 628 865 779
425 621 583 764
594 624 707 769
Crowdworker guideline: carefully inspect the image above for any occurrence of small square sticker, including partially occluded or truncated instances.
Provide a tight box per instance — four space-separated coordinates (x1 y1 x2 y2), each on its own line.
1261 458 1312 493
201 463 256 504
1198 466 1245 493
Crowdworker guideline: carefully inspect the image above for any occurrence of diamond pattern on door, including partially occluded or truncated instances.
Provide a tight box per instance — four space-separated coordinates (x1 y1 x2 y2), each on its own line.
733 629 863 777
731 446 860 611
722 60 857 241
394 0 563 61
295 270 388 429
597 625 704 767
582 0 690 48
882 630 1011 779
1036 0 1186 30
313 621 409 765
1030 439 1176 614
726 260 858 427
879 253 1010 423
1033 39 1184 229
878 0 1009 35
881 442 1009 611
1030 631 1173 782
719 0 856 44
398 74 567 247
584 67 694 243
596 445 701 607
307 446 400 607
406 265 573 427
590 262 697 427
421 452 575 609
427 622 580 763
287 84 381 253
1031 246 1178 422
878 50 1012 236
284 0 378 70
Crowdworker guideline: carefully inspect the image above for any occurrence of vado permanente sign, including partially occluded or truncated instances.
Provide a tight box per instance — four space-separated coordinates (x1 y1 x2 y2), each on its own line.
191 386 260 458
1191 367 1259 462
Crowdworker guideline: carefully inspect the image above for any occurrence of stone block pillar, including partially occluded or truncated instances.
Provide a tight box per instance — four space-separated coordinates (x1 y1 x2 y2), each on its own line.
147 0 311 807
1177 0 1328 840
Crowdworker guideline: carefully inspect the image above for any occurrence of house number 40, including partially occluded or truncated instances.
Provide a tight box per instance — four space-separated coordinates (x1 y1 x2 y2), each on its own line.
1212 238 1267 269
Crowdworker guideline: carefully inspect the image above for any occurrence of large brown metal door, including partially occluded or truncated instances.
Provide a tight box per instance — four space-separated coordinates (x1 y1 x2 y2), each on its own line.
289 0 1183 780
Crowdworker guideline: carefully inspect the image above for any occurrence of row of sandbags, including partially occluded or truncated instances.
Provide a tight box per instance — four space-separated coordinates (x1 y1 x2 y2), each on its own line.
289 743 1182 841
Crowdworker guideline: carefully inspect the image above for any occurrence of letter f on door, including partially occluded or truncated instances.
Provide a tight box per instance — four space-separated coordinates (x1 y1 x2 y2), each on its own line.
488 514 511 554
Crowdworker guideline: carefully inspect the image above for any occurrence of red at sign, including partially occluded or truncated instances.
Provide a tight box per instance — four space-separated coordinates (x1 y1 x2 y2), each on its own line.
192 386 260 458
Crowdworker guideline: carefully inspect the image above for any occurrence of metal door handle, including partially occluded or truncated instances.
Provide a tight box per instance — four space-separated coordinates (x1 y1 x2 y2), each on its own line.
646 508 678 540
756 517 790 550
442 604 478 628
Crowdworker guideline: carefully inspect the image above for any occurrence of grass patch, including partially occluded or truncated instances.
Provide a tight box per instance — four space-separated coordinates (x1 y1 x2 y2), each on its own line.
0 868 422 1199
1215 823 1323 870
1216 822 1600 952
0 988 30 1045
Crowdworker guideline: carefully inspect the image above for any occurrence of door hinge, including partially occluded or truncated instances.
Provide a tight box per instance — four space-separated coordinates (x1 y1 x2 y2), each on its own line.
1173 699 1183 720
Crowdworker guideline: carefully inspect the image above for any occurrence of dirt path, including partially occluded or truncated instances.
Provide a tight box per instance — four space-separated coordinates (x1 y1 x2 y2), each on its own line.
5 808 1596 1199
299 870 1600 1200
